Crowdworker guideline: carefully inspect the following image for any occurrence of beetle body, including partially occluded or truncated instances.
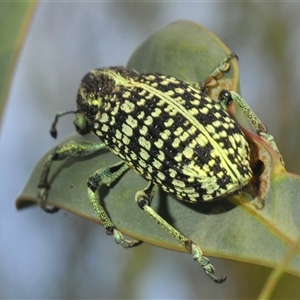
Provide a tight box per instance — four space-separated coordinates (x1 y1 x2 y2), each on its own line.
75 67 253 203
38 58 284 283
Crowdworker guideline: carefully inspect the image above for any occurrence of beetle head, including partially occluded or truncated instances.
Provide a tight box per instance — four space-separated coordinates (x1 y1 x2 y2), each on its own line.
51 67 136 138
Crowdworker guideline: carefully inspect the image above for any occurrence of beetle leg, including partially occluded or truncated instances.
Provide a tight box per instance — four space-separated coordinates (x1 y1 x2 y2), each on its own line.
135 181 226 283
200 52 238 92
38 140 106 212
219 90 285 166
88 162 141 248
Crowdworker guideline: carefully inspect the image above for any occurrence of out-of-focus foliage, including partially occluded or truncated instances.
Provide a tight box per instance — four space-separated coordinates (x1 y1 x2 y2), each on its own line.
0 2 36 127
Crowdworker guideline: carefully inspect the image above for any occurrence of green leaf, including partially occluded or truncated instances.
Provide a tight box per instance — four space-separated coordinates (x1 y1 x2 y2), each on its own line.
0 2 37 127
16 20 300 280
128 20 240 99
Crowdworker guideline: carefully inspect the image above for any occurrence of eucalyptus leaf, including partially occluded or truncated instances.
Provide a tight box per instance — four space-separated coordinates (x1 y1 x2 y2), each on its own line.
128 20 240 98
16 20 300 280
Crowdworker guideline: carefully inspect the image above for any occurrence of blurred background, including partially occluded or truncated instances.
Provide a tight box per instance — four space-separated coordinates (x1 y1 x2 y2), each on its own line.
1 2 300 299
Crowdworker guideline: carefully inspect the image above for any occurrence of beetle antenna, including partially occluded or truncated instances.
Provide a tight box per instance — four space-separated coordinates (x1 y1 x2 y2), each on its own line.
50 110 77 138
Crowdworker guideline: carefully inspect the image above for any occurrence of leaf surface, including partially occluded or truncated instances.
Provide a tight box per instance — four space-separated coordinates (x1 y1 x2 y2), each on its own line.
16 20 300 279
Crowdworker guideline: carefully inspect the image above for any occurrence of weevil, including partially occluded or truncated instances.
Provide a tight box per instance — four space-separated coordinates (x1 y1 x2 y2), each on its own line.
37 53 283 283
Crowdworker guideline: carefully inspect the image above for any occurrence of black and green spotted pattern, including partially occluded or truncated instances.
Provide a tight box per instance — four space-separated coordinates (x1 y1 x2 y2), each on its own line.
76 67 252 202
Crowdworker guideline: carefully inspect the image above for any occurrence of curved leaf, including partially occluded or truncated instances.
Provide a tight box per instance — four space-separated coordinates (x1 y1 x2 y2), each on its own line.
16 20 300 280
128 19 240 99
16 131 300 278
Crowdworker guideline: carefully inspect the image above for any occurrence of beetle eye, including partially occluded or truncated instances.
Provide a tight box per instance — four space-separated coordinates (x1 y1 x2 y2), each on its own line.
74 113 92 135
